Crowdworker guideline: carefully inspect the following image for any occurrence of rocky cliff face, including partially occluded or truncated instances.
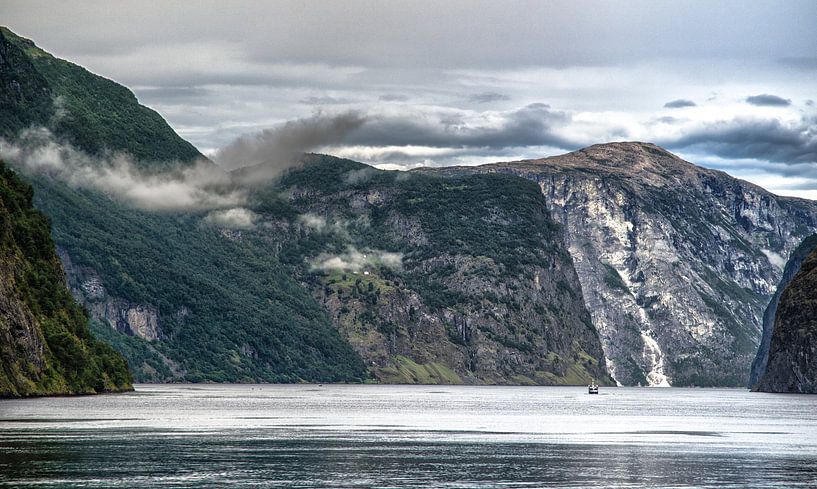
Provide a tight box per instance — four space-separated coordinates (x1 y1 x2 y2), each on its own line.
755 244 817 393
58 247 163 341
261 158 612 385
750 234 817 387
0 161 131 397
444 143 817 386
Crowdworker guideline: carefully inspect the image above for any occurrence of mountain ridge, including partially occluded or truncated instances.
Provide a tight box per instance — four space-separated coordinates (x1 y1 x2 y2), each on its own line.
427 141 817 385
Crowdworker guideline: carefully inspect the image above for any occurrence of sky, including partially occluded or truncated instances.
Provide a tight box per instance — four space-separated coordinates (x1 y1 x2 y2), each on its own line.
3 1 817 197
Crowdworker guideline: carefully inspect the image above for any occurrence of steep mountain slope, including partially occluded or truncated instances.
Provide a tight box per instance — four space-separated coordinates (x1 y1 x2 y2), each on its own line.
0 27 609 385
32 176 368 383
261 157 611 385
1 27 369 383
439 143 817 386
750 234 817 387
0 161 131 397
755 243 817 393
0 27 201 165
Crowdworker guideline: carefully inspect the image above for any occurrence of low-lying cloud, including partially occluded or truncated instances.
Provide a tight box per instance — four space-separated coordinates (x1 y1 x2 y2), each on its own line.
0 128 243 211
0 113 372 211
309 246 403 272
203 207 258 229
213 112 366 181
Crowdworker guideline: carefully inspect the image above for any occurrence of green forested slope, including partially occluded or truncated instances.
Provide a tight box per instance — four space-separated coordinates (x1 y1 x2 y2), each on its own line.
0 161 131 397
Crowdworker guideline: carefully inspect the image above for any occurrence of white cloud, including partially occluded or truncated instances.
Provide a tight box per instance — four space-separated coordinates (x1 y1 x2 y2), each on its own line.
203 207 258 229
309 246 403 272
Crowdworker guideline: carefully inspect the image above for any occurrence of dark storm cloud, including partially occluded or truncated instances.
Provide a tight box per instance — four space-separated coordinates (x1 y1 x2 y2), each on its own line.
666 116 817 165
746 94 792 107
213 112 367 175
347 103 573 150
469 91 511 104
664 99 697 108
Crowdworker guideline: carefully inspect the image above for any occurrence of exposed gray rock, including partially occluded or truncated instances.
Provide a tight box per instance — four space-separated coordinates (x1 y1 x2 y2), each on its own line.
59 247 162 341
439 142 817 386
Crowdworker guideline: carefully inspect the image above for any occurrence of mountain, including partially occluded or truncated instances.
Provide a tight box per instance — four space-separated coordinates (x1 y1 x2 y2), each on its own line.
755 241 817 393
0 27 610 385
750 234 817 387
0 160 131 397
0 26 201 166
4 26 817 387
267 156 611 385
1 27 369 383
433 143 817 386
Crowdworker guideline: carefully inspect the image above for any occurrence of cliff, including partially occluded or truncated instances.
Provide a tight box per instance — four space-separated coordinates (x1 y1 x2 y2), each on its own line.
0 161 132 397
755 241 817 393
269 156 612 385
750 234 817 387
439 143 817 386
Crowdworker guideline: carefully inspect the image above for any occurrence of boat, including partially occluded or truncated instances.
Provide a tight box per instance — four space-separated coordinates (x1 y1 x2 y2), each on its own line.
588 380 599 394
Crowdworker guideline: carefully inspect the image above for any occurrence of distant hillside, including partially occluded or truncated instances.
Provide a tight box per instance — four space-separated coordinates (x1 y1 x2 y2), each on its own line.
0 160 131 397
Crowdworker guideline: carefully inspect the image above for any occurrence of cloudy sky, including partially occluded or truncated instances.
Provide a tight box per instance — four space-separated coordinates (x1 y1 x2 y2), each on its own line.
4 1 816 196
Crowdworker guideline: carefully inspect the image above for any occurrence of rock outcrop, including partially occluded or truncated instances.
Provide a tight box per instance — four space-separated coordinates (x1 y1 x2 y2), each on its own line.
755 240 817 393
59 248 163 341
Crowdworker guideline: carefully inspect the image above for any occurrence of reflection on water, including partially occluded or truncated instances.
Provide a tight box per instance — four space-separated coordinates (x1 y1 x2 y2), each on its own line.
1 385 816 488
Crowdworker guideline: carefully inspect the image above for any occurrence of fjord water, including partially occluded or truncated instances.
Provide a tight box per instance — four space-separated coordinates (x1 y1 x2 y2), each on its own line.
1 385 816 488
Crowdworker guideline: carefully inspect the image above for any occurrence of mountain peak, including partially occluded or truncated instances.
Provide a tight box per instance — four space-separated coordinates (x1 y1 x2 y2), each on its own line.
486 141 702 189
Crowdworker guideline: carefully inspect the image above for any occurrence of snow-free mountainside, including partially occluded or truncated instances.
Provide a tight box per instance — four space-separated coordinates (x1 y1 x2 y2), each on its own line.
2 26 817 390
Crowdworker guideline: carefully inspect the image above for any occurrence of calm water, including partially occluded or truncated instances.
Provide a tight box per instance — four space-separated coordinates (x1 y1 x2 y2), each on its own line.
1 385 816 488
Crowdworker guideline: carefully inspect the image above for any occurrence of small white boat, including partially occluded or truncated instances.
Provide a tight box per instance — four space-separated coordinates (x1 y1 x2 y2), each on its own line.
588 380 599 394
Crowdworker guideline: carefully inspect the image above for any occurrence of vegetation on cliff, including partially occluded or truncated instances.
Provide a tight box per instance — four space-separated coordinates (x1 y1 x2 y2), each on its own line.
0 161 132 397
755 237 817 393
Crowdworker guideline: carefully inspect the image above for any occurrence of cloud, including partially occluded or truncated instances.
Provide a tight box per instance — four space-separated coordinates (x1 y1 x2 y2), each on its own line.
762 249 786 269
0 128 245 211
346 103 572 150
343 167 375 185
134 86 212 103
664 99 696 108
665 115 817 165
746 94 791 107
379 94 408 102
203 207 258 229
469 91 510 104
213 112 367 180
309 246 403 272
299 95 352 105
297 213 327 231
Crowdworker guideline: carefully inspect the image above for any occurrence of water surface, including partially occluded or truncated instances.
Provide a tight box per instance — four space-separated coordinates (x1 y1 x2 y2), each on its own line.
1 385 816 488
